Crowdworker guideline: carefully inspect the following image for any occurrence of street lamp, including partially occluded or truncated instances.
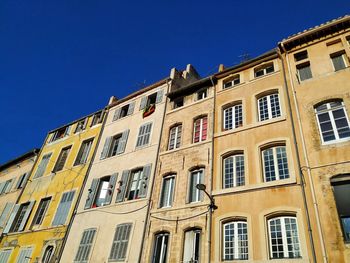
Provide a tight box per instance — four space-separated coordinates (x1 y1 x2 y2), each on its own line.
196 184 218 211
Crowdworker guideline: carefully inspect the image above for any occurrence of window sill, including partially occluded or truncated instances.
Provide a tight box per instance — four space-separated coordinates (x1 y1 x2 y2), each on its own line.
213 178 297 196
251 70 279 82
167 95 213 115
320 137 350 147
297 67 350 85
160 139 211 156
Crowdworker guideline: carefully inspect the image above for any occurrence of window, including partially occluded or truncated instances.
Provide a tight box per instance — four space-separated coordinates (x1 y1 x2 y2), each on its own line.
100 130 129 159
109 223 132 261
160 175 175 208
223 75 240 89
189 169 204 203
0 203 14 227
254 63 274 78
136 123 152 148
258 93 281 121
74 138 94 165
223 104 243 130
113 102 135 121
91 111 103 127
16 247 33 263
346 35 350 45
140 89 164 110
52 191 75 226
294 50 308 62
42 246 54 263
33 153 52 179
183 229 201 263
4 201 35 233
74 118 88 133
53 146 71 172
331 51 347 71
50 126 71 142
268 216 301 259
223 154 244 188
152 232 169 263
84 175 117 209
193 116 207 143
223 221 248 260
0 249 12 263
168 124 182 150
173 97 184 109
0 179 14 195
74 228 96 263
31 197 51 226
315 100 350 143
197 88 207 100
116 165 152 202
262 145 289 182
331 175 350 242
15 173 29 189
296 62 312 81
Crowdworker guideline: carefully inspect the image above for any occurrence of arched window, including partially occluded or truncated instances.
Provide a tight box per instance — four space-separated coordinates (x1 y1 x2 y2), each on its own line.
267 216 301 259
188 168 204 203
42 245 54 263
315 100 350 143
152 232 170 263
257 92 281 121
168 124 182 150
262 144 289 182
223 103 243 130
223 153 245 188
193 116 207 143
222 220 248 260
159 174 175 208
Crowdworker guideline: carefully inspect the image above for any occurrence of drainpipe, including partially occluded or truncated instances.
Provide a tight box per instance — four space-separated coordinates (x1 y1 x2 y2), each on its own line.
207 76 216 263
279 44 328 263
138 79 170 263
56 108 109 262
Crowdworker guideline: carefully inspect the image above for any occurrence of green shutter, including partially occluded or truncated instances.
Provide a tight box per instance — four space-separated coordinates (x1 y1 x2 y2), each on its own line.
139 164 152 198
100 137 112 160
127 102 135 115
105 173 118 205
139 96 147 110
3 204 20 234
116 130 129 154
116 170 130 203
156 89 164 104
84 179 99 209
0 203 14 227
113 108 121 121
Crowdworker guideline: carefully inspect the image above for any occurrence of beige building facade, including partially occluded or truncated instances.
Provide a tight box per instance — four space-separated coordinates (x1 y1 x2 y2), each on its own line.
211 50 319 262
60 78 170 263
279 15 350 263
141 66 215 263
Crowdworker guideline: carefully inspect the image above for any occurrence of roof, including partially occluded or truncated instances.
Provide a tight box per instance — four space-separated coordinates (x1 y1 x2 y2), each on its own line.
167 76 215 100
0 148 40 172
215 49 278 79
279 15 350 51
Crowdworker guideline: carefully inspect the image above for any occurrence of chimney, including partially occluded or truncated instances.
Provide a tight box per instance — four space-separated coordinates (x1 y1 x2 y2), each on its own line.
218 64 225 72
108 96 118 105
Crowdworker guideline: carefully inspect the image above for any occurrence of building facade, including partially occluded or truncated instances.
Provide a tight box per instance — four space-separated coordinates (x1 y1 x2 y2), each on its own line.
279 15 350 263
141 66 215 263
60 78 170 263
0 110 105 262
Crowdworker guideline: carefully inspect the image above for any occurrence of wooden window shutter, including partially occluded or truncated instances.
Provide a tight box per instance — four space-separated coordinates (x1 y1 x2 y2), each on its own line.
113 108 121 122
116 170 130 203
4 180 14 193
105 173 118 205
3 204 20 234
156 89 164 104
139 164 152 198
0 203 14 227
139 96 147 110
116 130 129 154
84 179 99 209
100 137 112 160
127 102 135 116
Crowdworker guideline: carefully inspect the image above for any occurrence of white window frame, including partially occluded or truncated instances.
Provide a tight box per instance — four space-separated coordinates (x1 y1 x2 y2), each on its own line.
315 101 350 144
183 229 201 263
267 216 301 259
193 116 207 143
254 63 274 78
222 221 248 260
152 232 169 263
159 175 175 208
188 169 204 203
223 104 243 130
257 93 281 121
331 52 347 71
223 75 240 89
262 145 289 182
223 154 245 188
168 124 182 150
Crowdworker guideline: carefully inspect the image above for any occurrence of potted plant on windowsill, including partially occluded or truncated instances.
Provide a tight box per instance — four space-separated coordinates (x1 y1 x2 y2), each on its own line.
143 104 156 118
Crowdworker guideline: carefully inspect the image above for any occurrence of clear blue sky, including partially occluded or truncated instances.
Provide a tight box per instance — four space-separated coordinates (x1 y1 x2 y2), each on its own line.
0 0 348 163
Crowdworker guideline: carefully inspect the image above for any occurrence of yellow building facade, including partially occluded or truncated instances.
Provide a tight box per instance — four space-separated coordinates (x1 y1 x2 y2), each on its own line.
0 110 105 262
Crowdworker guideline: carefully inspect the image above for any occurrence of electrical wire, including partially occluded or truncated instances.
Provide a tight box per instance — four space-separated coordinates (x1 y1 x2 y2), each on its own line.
150 208 209 222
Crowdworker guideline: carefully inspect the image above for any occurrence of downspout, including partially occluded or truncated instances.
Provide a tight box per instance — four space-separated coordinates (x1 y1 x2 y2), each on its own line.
56 108 109 262
279 43 328 263
208 76 216 263
138 79 170 263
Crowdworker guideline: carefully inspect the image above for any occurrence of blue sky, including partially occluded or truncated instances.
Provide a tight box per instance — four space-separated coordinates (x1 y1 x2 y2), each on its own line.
0 0 348 163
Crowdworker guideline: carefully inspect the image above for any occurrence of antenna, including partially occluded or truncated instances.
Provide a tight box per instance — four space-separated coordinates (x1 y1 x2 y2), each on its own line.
239 52 251 63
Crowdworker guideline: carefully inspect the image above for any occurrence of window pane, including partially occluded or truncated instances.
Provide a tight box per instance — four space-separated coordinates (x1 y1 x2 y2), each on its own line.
263 149 276 182
258 97 269 121
270 94 281 118
224 108 233 130
223 221 248 260
298 65 312 81
276 147 289 179
332 55 346 71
